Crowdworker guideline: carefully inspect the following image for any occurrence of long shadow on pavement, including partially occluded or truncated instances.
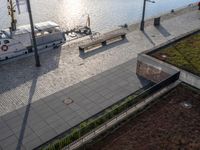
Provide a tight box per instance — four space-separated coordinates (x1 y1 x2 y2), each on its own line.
155 24 171 37
142 30 155 46
0 47 61 95
16 71 38 150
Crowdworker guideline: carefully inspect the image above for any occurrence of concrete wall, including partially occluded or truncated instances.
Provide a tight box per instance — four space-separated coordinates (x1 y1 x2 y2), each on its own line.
179 70 200 89
137 54 178 83
137 53 200 89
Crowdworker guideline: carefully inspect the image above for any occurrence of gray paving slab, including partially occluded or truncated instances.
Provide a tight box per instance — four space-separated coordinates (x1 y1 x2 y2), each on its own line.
23 137 43 150
0 9 200 150
0 127 14 141
0 135 18 149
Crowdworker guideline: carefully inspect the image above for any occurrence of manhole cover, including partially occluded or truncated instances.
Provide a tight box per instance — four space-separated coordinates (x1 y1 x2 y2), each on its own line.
180 101 192 109
63 98 73 105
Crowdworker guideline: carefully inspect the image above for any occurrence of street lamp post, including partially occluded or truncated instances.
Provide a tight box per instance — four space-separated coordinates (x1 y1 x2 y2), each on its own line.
26 0 41 67
140 0 155 31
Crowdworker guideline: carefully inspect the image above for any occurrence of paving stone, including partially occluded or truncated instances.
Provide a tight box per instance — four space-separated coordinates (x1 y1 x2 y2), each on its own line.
42 95 57 103
57 109 76 121
39 130 57 143
77 85 93 95
53 123 71 135
0 126 14 140
24 137 43 150
0 135 18 149
86 106 103 115
31 99 46 108
35 107 55 119
103 92 114 99
34 126 55 137
4 116 24 129
1 110 19 121
0 118 8 129
67 115 83 127
100 100 115 108
85 81 100 89
2 144 26 150
68 103 82 111
45 114 61 124
28 121 48 131
68 92 86 102
12 126 34 139
48 119 66 129
21 133 40 145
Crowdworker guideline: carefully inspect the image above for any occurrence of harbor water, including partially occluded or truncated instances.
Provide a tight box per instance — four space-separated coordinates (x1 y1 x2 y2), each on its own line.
0 0 198 32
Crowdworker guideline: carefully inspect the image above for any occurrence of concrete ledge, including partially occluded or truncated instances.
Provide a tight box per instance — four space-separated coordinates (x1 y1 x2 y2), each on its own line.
143 27 200 55
137 54 178 83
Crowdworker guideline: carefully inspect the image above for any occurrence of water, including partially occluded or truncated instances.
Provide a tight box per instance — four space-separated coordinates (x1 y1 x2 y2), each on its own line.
0 0 198 32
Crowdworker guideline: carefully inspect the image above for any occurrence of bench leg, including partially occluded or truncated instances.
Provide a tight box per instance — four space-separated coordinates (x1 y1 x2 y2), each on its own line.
102 41 107 46
121 34 126 40
79 48 85 54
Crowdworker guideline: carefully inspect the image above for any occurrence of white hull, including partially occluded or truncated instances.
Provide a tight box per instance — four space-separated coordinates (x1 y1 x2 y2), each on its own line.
0 21 66 61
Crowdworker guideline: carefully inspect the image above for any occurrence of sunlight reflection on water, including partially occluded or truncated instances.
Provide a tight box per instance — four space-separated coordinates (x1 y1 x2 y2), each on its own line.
0 0 198 32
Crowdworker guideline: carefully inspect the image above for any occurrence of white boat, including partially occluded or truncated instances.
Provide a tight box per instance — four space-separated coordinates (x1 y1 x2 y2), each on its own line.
0 21 66 61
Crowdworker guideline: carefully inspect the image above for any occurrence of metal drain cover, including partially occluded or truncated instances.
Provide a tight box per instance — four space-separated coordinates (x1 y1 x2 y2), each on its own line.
63 98 73 105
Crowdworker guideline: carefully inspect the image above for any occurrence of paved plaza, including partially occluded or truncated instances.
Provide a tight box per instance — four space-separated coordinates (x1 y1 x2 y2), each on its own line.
0 7 200 150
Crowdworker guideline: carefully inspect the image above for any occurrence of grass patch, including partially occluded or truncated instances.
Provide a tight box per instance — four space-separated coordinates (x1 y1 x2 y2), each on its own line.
151 32 200 76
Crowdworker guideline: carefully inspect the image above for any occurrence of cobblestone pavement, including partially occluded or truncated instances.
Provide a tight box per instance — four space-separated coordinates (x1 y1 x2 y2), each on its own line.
0 8 199 150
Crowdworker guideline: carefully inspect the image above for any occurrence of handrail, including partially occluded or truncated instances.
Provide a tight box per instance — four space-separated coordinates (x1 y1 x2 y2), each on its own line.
38 72 180 150
62 72 180 150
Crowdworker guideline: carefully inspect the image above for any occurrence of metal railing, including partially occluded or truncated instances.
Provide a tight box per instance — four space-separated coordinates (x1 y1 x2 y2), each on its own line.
61 72 180 150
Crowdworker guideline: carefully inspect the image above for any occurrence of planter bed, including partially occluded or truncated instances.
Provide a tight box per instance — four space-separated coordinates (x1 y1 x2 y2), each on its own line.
83 83 200 150
149 32 200 76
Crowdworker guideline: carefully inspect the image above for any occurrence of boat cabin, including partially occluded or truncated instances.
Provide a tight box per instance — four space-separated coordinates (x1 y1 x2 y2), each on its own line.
0 21 66 61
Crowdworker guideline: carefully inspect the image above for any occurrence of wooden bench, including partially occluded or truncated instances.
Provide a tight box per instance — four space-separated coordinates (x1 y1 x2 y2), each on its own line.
79 31 126 53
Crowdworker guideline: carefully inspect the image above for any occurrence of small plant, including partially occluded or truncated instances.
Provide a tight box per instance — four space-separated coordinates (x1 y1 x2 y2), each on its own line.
79 122 88 136
70 129 80 141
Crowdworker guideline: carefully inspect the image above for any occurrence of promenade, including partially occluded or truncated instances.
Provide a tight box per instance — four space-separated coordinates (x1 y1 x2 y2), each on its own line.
0 6 199 150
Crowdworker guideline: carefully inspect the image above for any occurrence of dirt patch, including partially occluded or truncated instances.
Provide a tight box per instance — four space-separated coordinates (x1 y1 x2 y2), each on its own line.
84 84 200 150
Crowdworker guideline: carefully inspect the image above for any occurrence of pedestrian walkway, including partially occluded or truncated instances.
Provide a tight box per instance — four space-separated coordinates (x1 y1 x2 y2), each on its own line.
0 7 200 150
0 59 151 150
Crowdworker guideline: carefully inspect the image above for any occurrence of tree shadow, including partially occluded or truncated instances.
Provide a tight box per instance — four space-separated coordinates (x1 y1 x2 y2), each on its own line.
0 47 61 95
16 71 38 150
79 39 129 59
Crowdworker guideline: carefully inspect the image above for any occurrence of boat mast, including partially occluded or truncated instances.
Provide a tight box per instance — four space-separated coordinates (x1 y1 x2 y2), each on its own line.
7 0 17 31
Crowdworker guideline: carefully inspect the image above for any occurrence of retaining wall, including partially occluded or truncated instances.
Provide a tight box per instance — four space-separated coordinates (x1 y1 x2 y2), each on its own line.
137 54 178 83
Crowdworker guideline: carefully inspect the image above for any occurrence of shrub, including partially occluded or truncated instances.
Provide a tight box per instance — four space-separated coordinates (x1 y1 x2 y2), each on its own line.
87 120 96 130
79 122 88 136
70 129 80 141
95 116 105 126
59 136 71 148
